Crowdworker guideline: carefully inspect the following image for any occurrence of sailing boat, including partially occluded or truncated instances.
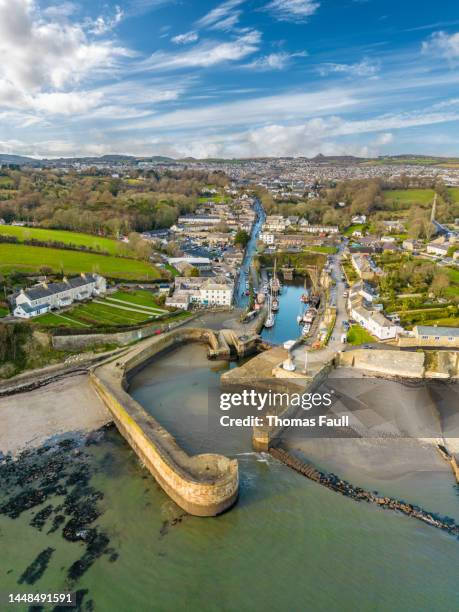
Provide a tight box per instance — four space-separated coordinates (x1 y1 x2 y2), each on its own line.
264 293 275 328
271 258 280 311
300 277 309 303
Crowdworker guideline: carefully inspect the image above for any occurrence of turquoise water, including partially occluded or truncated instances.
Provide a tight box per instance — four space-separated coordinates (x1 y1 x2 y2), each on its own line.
261 280 305 345
234 199 265 308
1 345 459 611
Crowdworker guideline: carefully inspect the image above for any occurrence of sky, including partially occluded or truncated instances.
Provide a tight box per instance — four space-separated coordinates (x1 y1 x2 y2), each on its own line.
1 0 459 159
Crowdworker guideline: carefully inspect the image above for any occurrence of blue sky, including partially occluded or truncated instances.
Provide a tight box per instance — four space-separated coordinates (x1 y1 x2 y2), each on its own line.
1 0 459 158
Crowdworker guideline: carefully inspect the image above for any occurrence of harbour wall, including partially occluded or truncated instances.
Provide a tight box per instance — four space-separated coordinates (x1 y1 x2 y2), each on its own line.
90 327 239 517
338 349 425 378
51 315 200 351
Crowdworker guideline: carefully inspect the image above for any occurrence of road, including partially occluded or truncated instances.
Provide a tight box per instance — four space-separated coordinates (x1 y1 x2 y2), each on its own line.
326 241 348 352
291 240 348 370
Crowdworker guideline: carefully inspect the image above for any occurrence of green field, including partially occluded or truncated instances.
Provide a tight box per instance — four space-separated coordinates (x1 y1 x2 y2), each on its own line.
0 176 14 188
198 194 229 203
35 291 168 328
306 246 338 254
383 189 435 207
347 324 375 345
165 263 180 277
0 243 160 280
108 289 166 309
445 267 459 297
0 306 8 318
448 188 459 202
344 224 366 236
0 225 123 255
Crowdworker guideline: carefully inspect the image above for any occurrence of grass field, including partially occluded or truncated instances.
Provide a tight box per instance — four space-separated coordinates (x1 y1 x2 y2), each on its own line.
344 224 366 236
198 194 229 203
445 267 459 297
0 225 123 255
0 306 8 318
35 291 168 328
306 246 338 254
165 263 180 277
0 176 14 188
448 188 459 202
347 324 375 345
0 243 160 279
383 189 435 207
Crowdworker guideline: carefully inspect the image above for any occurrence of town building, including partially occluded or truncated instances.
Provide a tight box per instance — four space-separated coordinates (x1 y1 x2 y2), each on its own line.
11 274 107 319
412 325 459 348
165 276 234 310
351 307 398 340
167 256 212 272
426 240 451 257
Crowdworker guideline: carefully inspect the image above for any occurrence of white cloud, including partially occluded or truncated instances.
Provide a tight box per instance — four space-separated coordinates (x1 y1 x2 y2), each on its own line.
244 51 307 70
0 0 131 95
422 31 459 61
265 0 320 22
30 91 104 115
318 59 380 78
209 12 242 31
171 31 199 44
195 0 244 30
374 132 393 145
125 88 358 131
87 6 124 35
141 30 261 70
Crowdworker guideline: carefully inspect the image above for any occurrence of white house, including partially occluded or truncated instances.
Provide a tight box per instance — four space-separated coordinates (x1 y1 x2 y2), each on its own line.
259 232 275 245
12 274 107 319
427 242 450 257
166 276 234 310
352 307 398 340
263 215 288 232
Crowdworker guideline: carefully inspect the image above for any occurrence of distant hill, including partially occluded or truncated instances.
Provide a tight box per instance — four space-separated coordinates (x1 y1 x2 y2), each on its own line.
2 152 459 167
0 153 42 165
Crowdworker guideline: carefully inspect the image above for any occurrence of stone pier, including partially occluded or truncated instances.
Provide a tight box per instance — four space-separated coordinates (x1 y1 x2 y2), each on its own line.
90 327 239 516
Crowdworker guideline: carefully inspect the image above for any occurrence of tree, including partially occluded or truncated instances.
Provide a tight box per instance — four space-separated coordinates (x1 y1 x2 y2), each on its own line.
234 229 250 249
430 272 450 297
186 266 200 277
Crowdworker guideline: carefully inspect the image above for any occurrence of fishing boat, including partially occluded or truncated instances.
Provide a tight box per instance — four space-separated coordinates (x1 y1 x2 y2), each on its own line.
264 289 275 329
303 309 315 324
300 280 309 303
264 311 275 328
270 258 281 295
302 323 311 336
256 292 265 304
271 297 279 312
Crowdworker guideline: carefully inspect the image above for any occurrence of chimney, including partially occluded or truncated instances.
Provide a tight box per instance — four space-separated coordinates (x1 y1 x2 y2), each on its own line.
80 272 87 280
63 276 69 284
41 280 48 289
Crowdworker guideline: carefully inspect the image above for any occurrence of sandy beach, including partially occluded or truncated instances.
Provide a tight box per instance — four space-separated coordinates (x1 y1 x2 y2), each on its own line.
0 374 111 455
283 368 459 481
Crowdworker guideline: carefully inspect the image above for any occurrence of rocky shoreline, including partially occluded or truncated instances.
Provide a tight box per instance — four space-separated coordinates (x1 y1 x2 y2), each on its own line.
0 425 119 607
270 446 459 538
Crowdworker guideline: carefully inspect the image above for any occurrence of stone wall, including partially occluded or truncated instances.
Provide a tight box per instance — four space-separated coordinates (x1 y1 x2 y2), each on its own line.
338 349 425 378
90 327 239 517
52 316 199 351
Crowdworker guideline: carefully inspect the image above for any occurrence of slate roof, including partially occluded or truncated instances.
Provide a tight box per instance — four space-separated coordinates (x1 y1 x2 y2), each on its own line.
19 274 98 302
415 326 459 338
